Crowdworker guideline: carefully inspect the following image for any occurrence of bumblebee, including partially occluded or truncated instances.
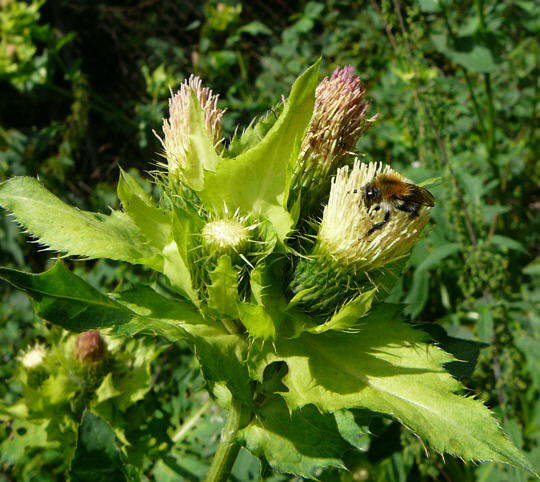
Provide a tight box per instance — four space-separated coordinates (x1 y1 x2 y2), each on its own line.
363 172 435 236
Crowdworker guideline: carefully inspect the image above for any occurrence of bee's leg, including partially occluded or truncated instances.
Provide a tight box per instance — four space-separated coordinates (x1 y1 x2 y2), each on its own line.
396 202 420 218
366 209 390 237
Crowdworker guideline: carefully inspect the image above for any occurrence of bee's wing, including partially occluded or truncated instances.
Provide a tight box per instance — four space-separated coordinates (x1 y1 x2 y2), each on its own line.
402 184 435 206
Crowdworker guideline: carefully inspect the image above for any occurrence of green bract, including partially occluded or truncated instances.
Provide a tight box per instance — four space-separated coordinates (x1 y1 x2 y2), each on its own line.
0 61 535 480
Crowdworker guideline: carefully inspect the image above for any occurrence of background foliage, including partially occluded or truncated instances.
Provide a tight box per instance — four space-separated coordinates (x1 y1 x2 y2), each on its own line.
0 0 538 480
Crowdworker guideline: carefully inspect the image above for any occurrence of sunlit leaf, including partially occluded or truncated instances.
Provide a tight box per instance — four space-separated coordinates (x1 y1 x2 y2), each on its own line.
0 177 161 267
249 312 534 473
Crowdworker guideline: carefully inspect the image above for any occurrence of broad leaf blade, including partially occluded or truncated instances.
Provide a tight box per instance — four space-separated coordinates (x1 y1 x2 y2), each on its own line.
0 177 159 267
200 61 320 240
0 263 200 341
250 311 534 473
239 396 348 478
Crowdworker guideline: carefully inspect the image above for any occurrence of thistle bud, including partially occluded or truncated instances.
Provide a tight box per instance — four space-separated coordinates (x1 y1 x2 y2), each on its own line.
19 344 49 388
290 161 431 315
158 75 224 172
202 219 250 254
19 344 47 369
291 66 377 210
75 331 107 365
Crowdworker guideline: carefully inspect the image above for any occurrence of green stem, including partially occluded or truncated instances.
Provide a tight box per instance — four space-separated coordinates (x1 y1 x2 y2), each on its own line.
172 400 212 443
204 400 244 482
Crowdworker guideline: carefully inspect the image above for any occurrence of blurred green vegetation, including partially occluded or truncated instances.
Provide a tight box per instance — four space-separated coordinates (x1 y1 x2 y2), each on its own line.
0 0 538 480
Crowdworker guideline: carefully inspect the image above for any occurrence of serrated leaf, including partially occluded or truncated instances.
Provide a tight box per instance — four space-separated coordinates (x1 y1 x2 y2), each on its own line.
117 169 171 250
239 396 348 478
417 323 487 379
250 311 534 473
0 263 201 340
308 289 376 334
199 61 320 240
207 255 239 318
0 177 160 268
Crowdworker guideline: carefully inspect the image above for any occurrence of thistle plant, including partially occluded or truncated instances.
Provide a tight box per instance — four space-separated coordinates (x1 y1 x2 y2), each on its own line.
1 331 161 478
0 62 535 480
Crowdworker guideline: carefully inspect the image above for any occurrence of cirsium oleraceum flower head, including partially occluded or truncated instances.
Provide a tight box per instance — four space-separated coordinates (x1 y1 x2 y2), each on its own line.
19 343 47 369
201 208 259 259
158 75 224 172
292 66 377 202
316 160 431 271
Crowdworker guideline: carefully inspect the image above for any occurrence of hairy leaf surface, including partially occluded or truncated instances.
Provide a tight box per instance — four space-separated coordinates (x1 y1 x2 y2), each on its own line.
249 313 534 472
0 177 159 267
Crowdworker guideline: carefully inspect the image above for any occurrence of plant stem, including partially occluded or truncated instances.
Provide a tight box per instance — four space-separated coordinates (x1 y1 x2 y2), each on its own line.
204 400 244 482
172 399 212 443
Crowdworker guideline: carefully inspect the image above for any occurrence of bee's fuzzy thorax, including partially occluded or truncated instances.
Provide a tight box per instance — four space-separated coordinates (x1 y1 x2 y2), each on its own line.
373 172 413 198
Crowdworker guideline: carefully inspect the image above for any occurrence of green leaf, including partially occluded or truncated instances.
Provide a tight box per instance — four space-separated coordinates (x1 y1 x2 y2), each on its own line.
0 263 201 341
417 323 487 379
239 396 348 478
226 105 282 157
183 89 221 191
117 169 172 250
238 302 276 339
415 243 461 272
0 177 159 267
200 61 320 240
192 330 253 406
308 289 376 334
334 410 372 452
70 412 131 481
490 235 526 253
162 210 199 304
207 255 239 318
250 312 534 473
432 34 500 73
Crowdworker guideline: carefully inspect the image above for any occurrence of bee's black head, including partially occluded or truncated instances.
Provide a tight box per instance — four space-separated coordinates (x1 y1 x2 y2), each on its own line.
363 182 381 207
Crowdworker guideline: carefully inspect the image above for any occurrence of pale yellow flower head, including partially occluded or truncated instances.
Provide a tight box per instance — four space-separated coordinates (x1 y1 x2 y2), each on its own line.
159 75 224 171
203 219 249 252
316 160 430 271
19 344 47 369
201 208 259 256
